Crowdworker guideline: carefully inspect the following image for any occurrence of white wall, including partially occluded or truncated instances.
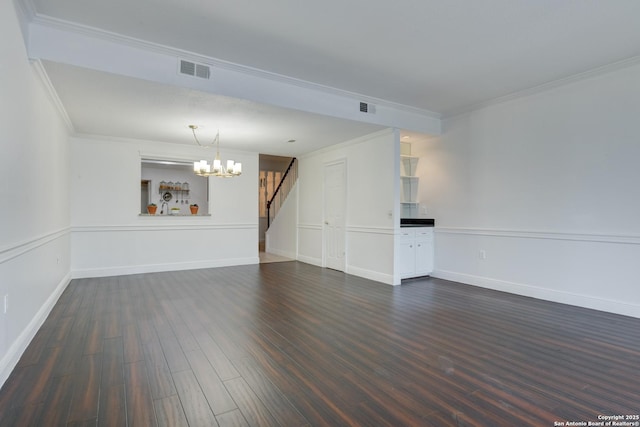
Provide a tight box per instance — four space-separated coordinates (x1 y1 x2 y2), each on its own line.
0 0 71 385
297 129 397 284
265 183 298 258
415 61 640 318
70 136 259 277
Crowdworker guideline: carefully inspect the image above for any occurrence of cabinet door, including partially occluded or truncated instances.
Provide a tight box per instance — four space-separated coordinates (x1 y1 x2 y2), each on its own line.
415 232 434 276
399 240 416 279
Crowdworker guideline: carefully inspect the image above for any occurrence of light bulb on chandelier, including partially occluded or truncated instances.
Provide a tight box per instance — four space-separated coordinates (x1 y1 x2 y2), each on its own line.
189 125 242 178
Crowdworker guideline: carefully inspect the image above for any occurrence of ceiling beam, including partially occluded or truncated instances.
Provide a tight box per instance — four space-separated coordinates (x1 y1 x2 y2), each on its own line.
28 17 441 135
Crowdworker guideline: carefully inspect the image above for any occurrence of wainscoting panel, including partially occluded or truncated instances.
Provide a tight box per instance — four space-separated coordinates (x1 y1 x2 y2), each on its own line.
297 224 323 267
0 229 71 387
346 226 395 285
433 227 640 318
71 224 259 278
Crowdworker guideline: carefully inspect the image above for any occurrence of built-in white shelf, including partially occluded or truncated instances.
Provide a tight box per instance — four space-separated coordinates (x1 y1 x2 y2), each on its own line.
399 148 421 219
400 155 419 177
400 203 419 218
401 178 419 204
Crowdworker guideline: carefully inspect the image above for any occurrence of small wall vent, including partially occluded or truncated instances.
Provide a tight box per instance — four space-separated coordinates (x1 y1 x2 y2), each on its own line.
179 59 211 79
359 102 376 114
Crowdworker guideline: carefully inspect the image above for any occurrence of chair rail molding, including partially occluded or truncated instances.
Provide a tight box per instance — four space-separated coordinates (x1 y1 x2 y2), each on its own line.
435 227 640 245
0 227 70 264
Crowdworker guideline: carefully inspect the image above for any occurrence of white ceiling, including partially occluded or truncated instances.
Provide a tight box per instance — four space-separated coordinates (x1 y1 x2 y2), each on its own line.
25 0 640 153
41 61 385 156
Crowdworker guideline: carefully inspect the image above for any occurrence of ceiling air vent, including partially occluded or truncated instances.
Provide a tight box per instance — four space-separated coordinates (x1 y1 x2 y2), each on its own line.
359 102 376 114
179 59 211 79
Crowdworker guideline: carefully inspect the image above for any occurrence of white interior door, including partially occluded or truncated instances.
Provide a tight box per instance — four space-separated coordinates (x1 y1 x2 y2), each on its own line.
324 161 346 272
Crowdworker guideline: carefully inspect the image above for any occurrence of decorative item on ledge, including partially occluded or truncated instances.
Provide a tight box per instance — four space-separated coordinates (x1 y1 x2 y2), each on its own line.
189 204 199 215
147 203 157 215
189 125 242 178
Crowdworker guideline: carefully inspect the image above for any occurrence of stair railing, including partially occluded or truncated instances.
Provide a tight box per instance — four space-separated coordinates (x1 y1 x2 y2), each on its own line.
267 158 297 228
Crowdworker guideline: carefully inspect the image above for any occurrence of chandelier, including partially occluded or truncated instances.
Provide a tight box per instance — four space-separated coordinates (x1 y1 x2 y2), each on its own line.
189 125 242 178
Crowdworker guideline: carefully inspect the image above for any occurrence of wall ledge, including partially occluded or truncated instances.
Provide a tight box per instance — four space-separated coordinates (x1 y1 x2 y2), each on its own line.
298 223 322 230
347 226 395 235
0 227 70 264
71 223 258 233
436 227 640 245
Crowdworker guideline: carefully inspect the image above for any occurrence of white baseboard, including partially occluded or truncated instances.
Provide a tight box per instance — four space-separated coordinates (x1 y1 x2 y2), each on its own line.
296 257 394 286
0 272 71 388
297 255 322 267
265 247 296 259
347 265 395 286
71 257 259 279
432 269 640 319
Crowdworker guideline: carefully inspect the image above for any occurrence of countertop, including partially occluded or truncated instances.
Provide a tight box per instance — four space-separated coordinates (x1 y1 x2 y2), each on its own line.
400 218 435 227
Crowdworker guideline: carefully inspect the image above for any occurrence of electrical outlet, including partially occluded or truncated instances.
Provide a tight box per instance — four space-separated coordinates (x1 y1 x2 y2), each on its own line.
479 250 487 260
3 295 7 314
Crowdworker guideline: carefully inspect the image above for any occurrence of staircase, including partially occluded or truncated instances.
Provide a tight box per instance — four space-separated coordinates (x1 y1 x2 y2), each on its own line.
267 157 297 228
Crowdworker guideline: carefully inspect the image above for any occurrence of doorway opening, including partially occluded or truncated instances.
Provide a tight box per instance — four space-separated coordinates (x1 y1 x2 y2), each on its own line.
258 154 294 261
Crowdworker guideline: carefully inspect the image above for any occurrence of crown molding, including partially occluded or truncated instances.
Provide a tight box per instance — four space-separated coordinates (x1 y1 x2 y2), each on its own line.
30 14 441 121
25 8 640 126
14 0 36 22
443 55 640 120
30 58 75 132
13 0 36 41
71 132 187 146
300 128 395 159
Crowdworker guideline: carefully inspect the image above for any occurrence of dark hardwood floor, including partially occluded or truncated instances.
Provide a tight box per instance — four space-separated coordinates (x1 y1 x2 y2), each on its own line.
1 261 639 426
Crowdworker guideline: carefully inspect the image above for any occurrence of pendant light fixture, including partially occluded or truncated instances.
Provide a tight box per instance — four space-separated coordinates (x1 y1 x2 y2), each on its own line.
190 125 242 178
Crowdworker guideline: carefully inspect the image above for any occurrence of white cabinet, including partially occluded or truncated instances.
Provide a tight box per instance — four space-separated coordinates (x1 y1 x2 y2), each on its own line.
399 227 434 279
399 239 417 278
414 229 434 276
